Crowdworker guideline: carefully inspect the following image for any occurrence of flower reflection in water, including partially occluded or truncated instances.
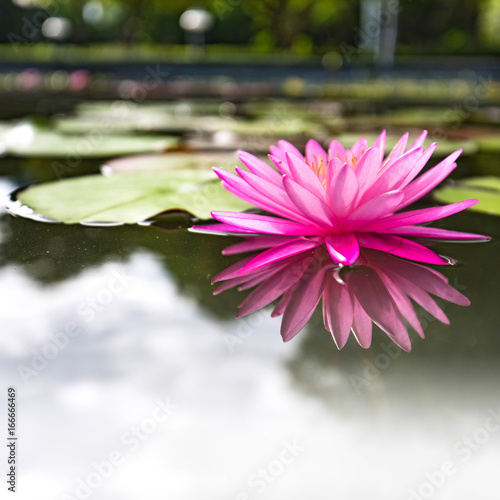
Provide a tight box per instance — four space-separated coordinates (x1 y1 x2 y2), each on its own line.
213 236 470 351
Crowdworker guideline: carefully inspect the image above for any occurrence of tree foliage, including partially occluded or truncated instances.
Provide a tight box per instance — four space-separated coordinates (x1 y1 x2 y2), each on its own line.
0 0 496 53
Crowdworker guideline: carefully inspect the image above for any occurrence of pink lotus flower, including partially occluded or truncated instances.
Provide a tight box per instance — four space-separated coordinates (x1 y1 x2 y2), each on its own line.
214 238 470 351
194 131 488 268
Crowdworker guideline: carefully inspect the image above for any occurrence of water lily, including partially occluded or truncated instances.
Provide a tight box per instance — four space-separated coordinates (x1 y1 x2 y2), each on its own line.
194 131 488 269
214 238 470 350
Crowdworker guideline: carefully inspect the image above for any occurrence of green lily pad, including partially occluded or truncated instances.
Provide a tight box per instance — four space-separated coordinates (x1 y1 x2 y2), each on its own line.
433 176 500 216
58 101 238 135
0 120 179 158
476 136 500 153
15 169 252 224
55 105 206 134
101 152 241 175
55 110 327 138
348 108 460 129
199 116 327 137
54 115 183 134
76 100 227 117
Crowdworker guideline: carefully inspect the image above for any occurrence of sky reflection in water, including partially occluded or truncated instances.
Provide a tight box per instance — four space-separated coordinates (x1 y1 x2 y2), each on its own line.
0 210 499 500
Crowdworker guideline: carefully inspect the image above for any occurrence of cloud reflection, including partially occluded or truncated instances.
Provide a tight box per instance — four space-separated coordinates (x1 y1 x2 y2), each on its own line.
213 236 470 351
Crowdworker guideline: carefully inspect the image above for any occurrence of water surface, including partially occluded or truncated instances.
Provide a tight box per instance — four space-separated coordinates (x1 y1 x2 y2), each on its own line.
1 125 500 500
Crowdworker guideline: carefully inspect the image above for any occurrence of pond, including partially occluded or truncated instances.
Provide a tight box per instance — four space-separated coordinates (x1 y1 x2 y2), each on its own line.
1 96 499 500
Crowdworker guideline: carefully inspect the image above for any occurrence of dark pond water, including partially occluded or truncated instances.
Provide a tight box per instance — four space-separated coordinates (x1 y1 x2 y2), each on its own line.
1 102 500 500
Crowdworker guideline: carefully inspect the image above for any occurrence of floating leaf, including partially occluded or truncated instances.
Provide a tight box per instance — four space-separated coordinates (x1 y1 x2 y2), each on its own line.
55 105 203 134
56 109 327 138
14 169 252 224
198 116 327 137
0 120 179 158
434 176 500 216
476 136 500 154
76 100 227 118
54 115 184 134
101 152 240 175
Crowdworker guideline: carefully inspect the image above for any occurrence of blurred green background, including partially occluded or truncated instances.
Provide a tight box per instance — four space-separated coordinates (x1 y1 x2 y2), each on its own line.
1 0 500 59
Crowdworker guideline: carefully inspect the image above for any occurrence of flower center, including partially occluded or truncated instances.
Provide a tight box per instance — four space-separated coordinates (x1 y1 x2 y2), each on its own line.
309 156 328 185
308 146 367 186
